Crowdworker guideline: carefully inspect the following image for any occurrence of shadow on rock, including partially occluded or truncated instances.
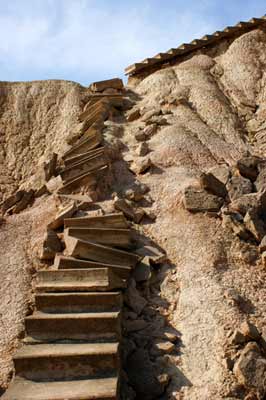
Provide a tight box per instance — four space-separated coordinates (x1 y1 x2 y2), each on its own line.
120 234 192 400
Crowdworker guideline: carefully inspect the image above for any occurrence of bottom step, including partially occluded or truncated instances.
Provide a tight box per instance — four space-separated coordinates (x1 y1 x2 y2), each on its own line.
14 342 119 381
2 376 118 400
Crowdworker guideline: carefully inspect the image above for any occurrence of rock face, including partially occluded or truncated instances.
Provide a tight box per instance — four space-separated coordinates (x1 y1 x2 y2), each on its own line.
3 21 266 400
0 80 86 202
120 26 266 400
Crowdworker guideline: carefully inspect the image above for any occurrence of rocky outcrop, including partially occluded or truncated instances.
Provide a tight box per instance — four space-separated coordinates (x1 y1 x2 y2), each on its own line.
3 19 266 400
0 80 87 203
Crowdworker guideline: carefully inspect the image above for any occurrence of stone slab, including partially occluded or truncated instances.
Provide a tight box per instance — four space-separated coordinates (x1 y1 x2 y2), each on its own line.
89 78 123 92
64 213 128 229
65 236 139 267
64 227 132 248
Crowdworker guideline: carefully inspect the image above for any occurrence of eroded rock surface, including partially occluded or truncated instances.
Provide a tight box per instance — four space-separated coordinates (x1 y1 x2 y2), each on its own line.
114 26 266 400
2 25 266 400
0 80 87 202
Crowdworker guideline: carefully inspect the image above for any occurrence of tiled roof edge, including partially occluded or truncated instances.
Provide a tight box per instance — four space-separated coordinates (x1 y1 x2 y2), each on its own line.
125 16 266 76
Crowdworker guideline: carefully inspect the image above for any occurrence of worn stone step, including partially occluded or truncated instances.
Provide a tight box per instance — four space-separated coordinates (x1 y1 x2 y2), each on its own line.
79 100 106 121
83 95 123 111
64 147 105 167
36 268 126 292
65 236 140 267
54 255 132 279
35 292 122 313
62 126 102 160
14 342 119 381
64 227 132 248
58 166 107 194
78 99 110 124
64 213 128 229
61 154 107 183
89 78 124 92
2 376 118 400
25 311 121 342
81 105 110 134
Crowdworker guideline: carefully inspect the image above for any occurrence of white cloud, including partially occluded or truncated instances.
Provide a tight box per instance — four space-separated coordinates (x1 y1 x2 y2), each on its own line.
0 0 226 83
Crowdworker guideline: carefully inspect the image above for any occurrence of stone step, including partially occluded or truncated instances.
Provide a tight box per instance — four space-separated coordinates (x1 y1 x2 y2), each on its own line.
89 78 124 92
60 154 107 183
64 147 105 167
54 255 132 279
36 268 126 292
35 292 122 313
64 213 128 229
62 125 102 160
81 105 110 133
64 227 132 248
58 166 107 194
65 236 140 267
14 342 119 381
83 95 123 110
2 376 118 400
25 311 121 342
62 124 102 156
78 99 110 124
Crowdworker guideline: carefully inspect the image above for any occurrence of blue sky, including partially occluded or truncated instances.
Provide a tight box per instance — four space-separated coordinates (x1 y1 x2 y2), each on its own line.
0 0 265 85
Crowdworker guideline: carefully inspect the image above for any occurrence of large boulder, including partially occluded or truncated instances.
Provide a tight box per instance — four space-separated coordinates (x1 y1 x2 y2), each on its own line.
244 209 265 242
227 176 253 201
240 321 261 342
208 164 231 185
237 156 261 181
183 186 224 212
230 193 259 216
200 172 228 198
234 342 266 397
130 157 153 175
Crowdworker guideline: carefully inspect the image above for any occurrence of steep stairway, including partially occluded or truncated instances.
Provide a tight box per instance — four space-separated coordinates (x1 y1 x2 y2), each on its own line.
2 79 138 399
3 214 135 399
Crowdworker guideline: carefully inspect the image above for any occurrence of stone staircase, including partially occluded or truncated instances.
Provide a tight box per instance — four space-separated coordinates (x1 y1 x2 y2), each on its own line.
2 79 139 399
3 213 138 400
